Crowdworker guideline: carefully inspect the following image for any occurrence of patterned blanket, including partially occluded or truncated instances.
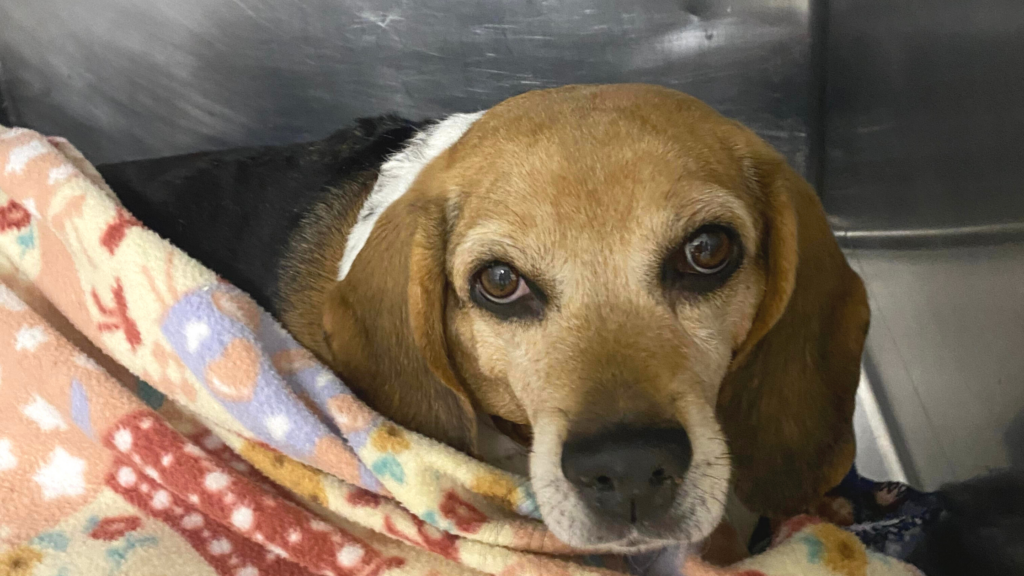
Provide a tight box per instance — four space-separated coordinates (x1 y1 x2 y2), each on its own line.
0 126 923 576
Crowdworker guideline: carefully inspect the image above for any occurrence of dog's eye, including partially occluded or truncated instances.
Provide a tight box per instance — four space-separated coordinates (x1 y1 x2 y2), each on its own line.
471 262 545 319
479 263 525 302
663 225 742 295
685 228 732 274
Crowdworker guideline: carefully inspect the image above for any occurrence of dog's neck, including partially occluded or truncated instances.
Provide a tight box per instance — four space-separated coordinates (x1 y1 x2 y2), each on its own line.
273 117 435 358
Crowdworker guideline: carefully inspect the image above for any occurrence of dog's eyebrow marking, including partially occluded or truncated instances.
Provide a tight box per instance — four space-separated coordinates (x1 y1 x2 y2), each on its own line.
336 111 486 281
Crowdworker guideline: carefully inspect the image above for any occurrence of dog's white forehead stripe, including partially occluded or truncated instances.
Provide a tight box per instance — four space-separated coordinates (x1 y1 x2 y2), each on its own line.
336 111 486 281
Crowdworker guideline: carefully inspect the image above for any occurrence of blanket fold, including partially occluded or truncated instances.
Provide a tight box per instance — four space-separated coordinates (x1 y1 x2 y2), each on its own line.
0 126 922 576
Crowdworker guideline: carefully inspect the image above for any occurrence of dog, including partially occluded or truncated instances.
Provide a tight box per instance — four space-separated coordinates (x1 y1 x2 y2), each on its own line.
96 84 870 556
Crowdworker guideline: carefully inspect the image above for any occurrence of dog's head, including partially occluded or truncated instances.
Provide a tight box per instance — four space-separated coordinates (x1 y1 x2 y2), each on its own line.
306 84 868 551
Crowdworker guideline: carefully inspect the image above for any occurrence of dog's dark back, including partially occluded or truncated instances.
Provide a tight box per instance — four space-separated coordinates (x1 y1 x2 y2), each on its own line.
96 115 421 311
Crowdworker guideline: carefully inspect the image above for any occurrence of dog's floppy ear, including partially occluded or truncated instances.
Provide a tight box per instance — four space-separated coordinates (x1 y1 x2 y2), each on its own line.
321 180 478 454
717 132 870 517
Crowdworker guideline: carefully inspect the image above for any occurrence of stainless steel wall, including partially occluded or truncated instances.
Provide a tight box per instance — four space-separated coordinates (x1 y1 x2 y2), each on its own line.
824 0 1024 237
0 0 812 171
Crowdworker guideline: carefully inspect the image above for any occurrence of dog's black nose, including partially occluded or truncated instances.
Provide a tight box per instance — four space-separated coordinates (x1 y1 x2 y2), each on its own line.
561 426 692 525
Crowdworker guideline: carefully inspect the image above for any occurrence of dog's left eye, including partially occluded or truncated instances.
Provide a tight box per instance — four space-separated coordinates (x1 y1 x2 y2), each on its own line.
471 262 545 319
479 263 525 302
662 225 743 295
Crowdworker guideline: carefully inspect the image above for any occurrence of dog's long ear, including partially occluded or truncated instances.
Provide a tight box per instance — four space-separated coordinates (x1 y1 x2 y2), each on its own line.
717 131 870 517
321 180 477 454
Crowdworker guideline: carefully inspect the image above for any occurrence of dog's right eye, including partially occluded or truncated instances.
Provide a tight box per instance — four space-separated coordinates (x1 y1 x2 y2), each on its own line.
471 262 545 320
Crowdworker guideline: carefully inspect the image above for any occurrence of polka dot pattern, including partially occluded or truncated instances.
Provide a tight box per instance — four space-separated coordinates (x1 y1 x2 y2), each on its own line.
103 412 404 576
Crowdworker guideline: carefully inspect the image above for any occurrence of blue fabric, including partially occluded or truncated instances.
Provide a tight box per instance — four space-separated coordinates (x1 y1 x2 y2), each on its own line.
749 466 944 560
830 467 943 559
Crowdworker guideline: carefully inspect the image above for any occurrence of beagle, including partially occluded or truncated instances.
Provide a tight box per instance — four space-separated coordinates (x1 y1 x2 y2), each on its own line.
98 84 869 556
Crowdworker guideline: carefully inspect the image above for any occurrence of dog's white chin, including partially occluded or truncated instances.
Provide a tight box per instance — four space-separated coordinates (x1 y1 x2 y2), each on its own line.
529 408 731 554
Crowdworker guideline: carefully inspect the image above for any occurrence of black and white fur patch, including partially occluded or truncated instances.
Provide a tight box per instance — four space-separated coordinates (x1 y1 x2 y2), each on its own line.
336 111 484 281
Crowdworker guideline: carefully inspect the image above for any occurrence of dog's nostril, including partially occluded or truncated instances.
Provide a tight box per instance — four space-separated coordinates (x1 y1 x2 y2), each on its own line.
594 475 615 491
650 467 667 486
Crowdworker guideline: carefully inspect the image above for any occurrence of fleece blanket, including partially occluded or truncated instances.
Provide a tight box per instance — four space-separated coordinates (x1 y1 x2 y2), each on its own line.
0 126 923 576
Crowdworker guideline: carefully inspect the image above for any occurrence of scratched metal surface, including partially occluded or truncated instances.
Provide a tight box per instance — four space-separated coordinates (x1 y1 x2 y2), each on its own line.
823 0 1024 235
0 0 812 171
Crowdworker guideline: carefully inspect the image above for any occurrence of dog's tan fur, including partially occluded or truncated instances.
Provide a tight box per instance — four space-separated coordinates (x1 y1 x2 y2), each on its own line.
278 84 869 550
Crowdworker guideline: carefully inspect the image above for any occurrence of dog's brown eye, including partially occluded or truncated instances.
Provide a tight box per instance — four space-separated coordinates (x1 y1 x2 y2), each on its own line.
479 263 523 302
662 225 742 295
684 228 732 274
471 261 546 320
